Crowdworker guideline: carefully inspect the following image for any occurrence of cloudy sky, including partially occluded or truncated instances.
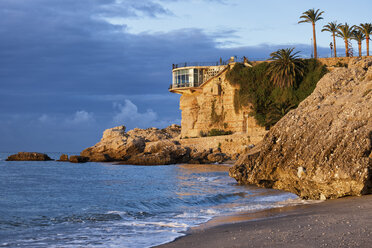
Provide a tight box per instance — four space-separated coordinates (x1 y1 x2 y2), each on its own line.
1 0 371 152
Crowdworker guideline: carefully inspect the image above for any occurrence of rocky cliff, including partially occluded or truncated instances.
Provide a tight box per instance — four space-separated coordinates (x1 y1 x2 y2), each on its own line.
229 57 372 200
80 124 234 165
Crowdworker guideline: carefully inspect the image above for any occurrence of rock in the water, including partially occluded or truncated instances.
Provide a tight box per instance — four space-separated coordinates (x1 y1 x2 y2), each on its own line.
69 155 89 163
207 152 229 163
58 154 69 161
229 57 372 200
6 152 53 161
81 124 182 163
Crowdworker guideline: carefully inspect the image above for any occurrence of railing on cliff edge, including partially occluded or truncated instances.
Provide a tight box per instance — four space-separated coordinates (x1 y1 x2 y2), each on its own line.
172 52 370 69
172 57 246 69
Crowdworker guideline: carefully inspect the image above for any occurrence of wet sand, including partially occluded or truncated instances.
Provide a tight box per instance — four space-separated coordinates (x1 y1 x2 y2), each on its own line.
157 195 372 248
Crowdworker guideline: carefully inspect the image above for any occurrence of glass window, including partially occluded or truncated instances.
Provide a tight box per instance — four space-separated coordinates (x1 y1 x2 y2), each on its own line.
173 68 203 88
194 69 198 85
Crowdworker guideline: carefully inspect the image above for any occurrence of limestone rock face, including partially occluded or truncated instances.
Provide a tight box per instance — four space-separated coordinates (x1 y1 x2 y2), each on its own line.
81 125 183 164
81 123 237 165
178 67 265 138
229 57 372 200
6 152 53 161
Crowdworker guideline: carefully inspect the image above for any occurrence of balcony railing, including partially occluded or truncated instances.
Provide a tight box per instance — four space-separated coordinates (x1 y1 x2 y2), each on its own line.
172 57 250 69
169 82 203 89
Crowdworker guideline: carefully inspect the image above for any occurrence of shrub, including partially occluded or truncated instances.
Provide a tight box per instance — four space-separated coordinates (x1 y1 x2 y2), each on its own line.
207 129 233 136
226 59 327 128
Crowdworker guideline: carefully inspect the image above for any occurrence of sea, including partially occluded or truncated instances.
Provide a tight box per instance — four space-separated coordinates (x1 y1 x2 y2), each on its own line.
0 152 299 248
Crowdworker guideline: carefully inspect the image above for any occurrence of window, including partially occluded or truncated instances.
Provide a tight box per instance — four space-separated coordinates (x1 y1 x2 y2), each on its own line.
172 68 204 88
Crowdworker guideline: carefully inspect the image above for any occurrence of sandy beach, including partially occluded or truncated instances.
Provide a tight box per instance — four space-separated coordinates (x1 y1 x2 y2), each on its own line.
158 194 372 248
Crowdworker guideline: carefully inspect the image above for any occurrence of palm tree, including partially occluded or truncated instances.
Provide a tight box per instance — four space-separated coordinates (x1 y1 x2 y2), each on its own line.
352 30 365 57
267 48 305 88
298 8 324 59
337 23 355 57
322 22 341 57
358 23 372 56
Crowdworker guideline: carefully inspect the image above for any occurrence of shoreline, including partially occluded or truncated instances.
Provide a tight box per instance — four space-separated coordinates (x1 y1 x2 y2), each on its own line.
157 194 372 248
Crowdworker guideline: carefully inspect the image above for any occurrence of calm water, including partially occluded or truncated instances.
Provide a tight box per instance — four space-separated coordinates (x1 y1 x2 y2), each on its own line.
0 152 297 248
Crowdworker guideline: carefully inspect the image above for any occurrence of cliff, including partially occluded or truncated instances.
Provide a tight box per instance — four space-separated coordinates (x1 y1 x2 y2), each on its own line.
174 65 266 138
80 124 253 165
229 57 372 200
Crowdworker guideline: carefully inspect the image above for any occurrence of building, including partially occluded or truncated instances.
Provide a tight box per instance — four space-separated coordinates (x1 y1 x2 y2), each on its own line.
169 57 266 138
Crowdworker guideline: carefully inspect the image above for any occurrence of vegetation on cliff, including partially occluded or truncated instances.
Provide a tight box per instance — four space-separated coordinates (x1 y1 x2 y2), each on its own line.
227 58 327 128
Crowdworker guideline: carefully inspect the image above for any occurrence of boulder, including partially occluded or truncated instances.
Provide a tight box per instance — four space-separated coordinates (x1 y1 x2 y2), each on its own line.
229 57 372 200
6 152 53 161
207 152 229 163
58 154 69 162
69 155 89 163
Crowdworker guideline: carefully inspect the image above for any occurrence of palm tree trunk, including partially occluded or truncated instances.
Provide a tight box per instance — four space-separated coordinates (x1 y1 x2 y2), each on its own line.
312 23 318 58
333 33 337 57
367 36 370 56
358 41 362 57
345 39 349 57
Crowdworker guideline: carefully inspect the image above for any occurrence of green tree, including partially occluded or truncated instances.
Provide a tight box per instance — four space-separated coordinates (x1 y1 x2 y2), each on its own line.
226 59 327 128
298 8 324 58
352 30 366 57
357 23 372 56
321 22 341 57
267 48 305 88
337 23 355 57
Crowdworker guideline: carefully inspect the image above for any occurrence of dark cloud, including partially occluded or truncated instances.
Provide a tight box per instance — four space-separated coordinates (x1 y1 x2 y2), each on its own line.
0 0 333 152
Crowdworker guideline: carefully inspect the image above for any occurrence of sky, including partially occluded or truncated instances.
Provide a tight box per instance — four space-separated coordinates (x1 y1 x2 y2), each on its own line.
0 0 371 152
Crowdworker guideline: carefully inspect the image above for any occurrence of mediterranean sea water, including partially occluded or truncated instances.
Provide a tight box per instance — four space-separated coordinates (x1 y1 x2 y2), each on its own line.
0 152 298 248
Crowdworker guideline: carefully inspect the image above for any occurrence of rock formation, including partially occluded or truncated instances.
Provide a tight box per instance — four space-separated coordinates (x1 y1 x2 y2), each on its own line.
69 155 89 163
58 154 69 162
229 57 372 200
175 66 265 138
81 125 182 163
80 124 236 165
6 152 53 161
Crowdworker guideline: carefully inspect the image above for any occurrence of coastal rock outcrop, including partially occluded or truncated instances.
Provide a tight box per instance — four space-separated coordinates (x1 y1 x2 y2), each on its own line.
58 154 69 162
81 124 186 164
69 155 89 163
81 124 235 165
6 152 53 161
229 57 372 200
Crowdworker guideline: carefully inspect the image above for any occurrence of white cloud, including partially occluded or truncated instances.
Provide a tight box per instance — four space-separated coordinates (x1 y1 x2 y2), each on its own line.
37 110 94 126
66 110 95 125
38 114 52 123
112 99 173 129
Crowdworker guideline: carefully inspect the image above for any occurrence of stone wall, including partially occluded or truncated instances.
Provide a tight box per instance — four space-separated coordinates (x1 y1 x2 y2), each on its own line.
178 132 267 157
179 66 266 138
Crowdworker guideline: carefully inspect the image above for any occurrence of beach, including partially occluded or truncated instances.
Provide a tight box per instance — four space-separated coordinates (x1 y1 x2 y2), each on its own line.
158 194 372 248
